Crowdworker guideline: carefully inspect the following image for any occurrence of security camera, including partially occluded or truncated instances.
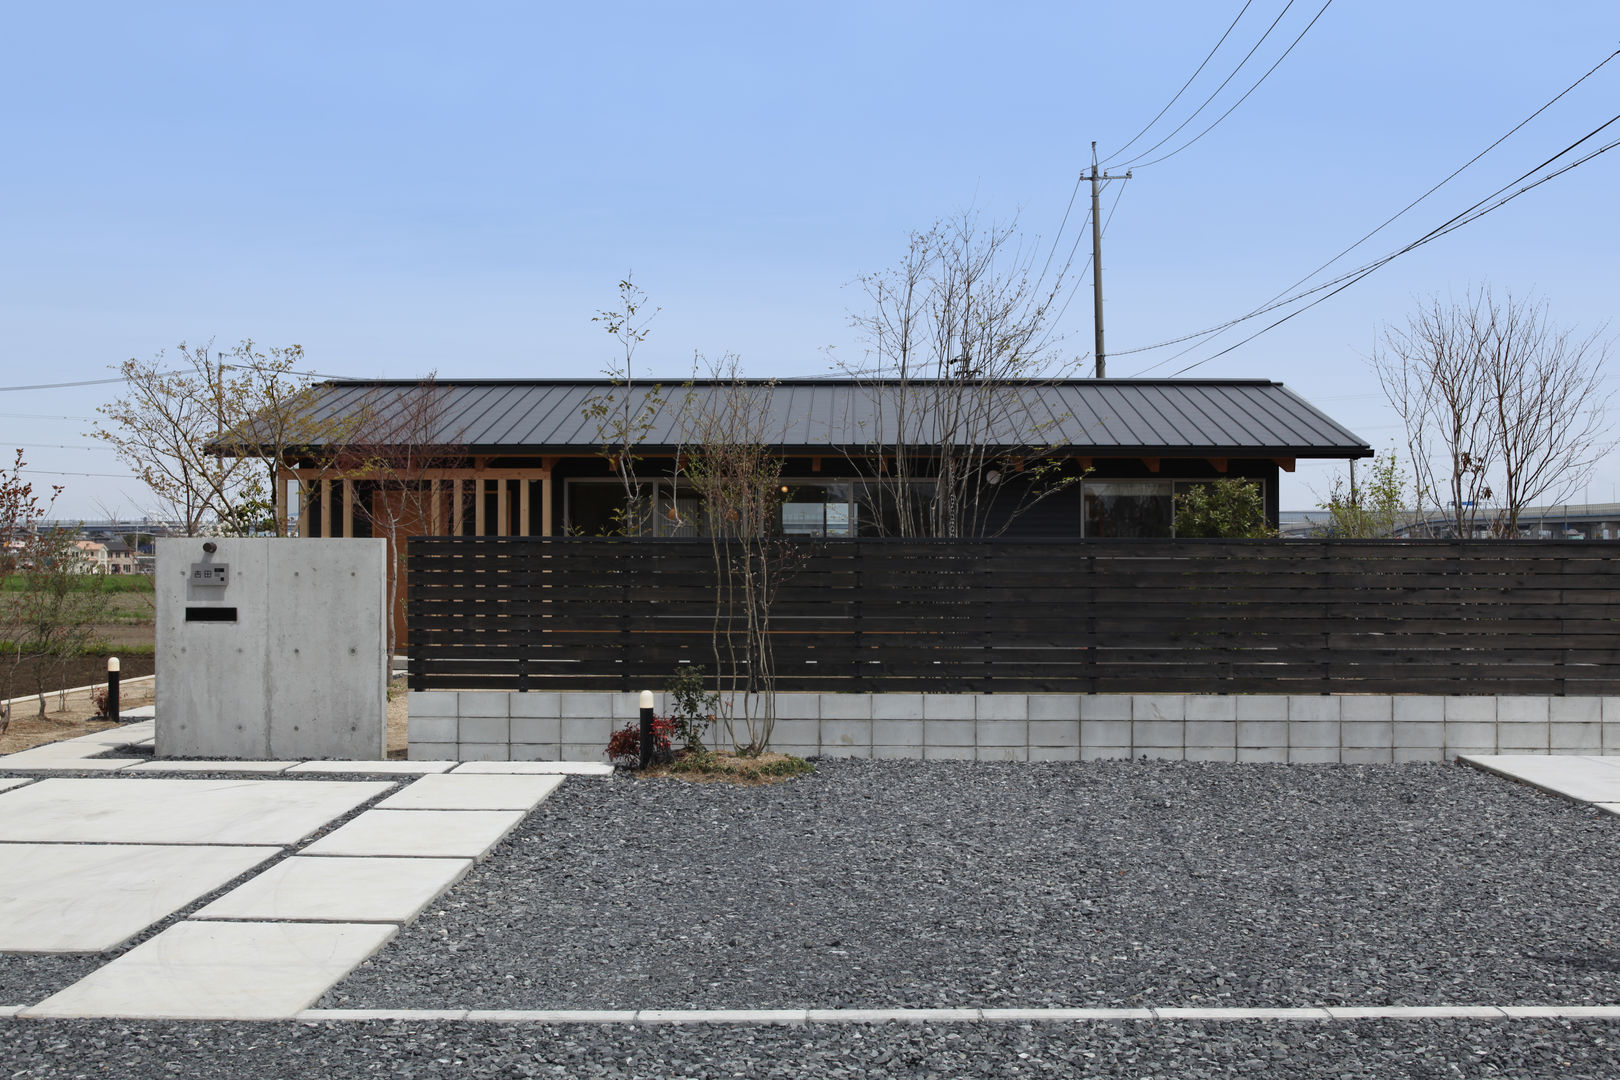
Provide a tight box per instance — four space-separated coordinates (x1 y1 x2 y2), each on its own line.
202 542 217 554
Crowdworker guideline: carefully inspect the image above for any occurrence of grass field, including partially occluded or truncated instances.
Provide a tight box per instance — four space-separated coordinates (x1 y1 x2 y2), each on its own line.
0 573 154 593
0 573 155 649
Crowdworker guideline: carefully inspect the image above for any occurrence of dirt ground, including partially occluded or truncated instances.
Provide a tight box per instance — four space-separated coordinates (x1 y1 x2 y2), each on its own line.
1 674 408 758
0 678 156 754
386 675 408 757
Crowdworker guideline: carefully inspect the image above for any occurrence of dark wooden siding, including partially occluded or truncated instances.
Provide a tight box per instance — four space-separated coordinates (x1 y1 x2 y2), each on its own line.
408 537 1620 695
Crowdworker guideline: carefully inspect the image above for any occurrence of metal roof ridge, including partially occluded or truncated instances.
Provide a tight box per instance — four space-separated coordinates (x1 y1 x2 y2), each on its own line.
316 376 1286 388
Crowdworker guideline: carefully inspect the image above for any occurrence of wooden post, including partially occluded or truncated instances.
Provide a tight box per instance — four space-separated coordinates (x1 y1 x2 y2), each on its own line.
496 478 508 537
275 466 291 536
342 479 354 538
430 481 442 535
541 458 557 537
519 479 530 537
450 479 462 536
474 477 486 536
320 479 331 538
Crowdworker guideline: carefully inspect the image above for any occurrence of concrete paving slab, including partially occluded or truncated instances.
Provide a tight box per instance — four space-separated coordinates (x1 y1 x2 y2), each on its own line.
286 760 457 775
452 761 613 776
0 844 278 953
1500 1005 1620 1018
301 809 526 860
193 855 472 923
65 723 155 747
299 1008 471 1021
1322 1005 1507 1019
68 730 150 748
457 1010 639 1023
980 1008 1156 1021
805 1008 983 1023
0 778 33 794
638 1009 808 1024
23 920 397 1020
1154 1007 1330 1020
1596 803 1620 816
124 760 298 773
376 773 563 811
119 706 156 720
0 744 140 771
0 777 392 845
1462 755 1620 804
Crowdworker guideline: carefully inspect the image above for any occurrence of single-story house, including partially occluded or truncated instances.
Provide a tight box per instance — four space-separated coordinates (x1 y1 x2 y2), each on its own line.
265 377 1370 541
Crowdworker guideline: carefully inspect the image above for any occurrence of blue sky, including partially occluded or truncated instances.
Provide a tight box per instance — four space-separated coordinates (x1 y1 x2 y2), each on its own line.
2 1 1616 517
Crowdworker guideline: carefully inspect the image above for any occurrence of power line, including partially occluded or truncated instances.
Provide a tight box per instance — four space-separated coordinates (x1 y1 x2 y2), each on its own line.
1121 55 1620 372
0 412 97 421
9 443 117 451
1101 0 1256 166
0 377 131 392
21 469 135 479
0 361 357 393
1154 119 1620 378
1124 0 1334 171
1111 0 1300 170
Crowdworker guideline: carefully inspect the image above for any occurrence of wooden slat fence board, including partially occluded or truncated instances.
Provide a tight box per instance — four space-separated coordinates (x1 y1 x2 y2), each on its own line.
406 537 1620 694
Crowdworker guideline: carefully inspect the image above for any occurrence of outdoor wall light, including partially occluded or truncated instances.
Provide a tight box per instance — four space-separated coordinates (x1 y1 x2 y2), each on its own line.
984 470 1002 486
202 541 217 553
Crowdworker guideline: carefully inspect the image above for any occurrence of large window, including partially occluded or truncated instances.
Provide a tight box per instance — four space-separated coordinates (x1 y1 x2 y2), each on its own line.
567 479 860 538
1083 481 1174 537
1080 479 1267 537
781 483 856 537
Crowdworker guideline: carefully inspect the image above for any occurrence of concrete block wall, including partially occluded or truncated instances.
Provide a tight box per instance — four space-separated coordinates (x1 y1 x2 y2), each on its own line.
408 691 1620 763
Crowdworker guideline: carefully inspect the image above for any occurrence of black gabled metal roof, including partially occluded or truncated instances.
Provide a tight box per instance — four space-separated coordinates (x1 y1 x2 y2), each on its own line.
294 378 1371 458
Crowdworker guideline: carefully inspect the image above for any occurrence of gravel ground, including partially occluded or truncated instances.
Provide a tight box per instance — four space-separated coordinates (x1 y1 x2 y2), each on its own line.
326 759 1620 1010
0 772 410 1004
3 1017 1620 1079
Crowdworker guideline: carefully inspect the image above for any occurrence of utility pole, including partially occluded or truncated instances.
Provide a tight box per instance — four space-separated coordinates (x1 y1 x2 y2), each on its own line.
1085 142 1130 378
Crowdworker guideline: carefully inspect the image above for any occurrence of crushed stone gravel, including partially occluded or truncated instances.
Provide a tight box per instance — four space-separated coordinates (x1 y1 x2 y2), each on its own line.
324 758 1620 1011
3 1017 1620 1079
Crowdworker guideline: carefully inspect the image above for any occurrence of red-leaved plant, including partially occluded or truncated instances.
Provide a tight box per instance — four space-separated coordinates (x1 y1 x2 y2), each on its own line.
606 715 673 767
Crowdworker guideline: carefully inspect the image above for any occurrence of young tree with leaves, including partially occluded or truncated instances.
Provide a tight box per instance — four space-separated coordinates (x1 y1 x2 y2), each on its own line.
1173 478 1275 539
1319 449 1409 538
0 451 61 729
93 339 343 536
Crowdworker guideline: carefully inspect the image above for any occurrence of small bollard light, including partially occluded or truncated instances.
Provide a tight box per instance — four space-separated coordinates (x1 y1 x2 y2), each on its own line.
106 656 121 722
638 689 655 768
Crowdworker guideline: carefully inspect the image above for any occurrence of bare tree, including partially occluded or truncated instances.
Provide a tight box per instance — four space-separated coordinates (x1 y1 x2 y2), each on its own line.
580 276 664 535
336 377 466 659
1375 288 1611 537
1477 293 1611 534
839 213 1083 538
678 356 790 755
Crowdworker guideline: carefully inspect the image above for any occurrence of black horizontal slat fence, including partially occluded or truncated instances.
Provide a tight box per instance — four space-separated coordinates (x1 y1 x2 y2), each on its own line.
407 537 1620 695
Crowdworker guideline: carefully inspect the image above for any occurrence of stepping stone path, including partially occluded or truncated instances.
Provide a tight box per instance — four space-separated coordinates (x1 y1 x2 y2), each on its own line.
0 721 605 1019
1462 754 1620 811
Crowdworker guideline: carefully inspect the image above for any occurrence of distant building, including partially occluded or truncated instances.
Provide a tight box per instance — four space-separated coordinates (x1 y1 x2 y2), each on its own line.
103 537 137 574
70 540 110 573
